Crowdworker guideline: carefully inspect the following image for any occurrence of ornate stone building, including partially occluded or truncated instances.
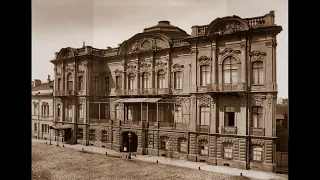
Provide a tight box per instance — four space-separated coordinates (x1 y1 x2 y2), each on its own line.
49 11 282 172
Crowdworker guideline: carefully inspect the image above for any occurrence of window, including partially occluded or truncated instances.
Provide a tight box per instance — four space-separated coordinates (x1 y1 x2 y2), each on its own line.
142 72 150 89
157 70 166 88
89 129 96 141
200 65 210 86
105 104 110 119
128 74 135 90
41 105 44 116
57 104 61 117
223 57 238 83
77 128 83 139
252 61 264 84
160 136 169 150
116 105 122 120
78 76 84 91
178 138 187 153
46 105 49 116
105 77 110 91
68 104 73 120
57 78 61 90
141 104 147 121
94 77 99 91
33 104 37 115
252 106 263 128
67 73 73 90
42 124 49 133
127 105 134 121
174 71 183 89
101 130 108 143
224 106 235 127
158 104 164 122
223 143 233 159
200 106 210 125
116 76 121 89
78 104 83 119
252 146 263 161
34 123 37 132
174 105 182 123
199 140 208 155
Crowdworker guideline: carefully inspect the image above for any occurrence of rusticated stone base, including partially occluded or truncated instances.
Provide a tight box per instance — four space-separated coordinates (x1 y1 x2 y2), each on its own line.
112 144 121 152
197 155 209 163
148 148 158 156
187 154 197 162
172 152 188 160
217 158 246 170
207 158 217 165
137 147 145 155
250 162 274 172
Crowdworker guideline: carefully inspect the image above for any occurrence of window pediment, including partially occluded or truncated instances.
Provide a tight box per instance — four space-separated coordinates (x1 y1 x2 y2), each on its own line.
250 50 267 62
198 56 211 66
172 63 184 72
114 69 122 76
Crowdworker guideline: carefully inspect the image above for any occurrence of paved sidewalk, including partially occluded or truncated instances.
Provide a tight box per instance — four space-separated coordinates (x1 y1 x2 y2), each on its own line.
32 139 288 180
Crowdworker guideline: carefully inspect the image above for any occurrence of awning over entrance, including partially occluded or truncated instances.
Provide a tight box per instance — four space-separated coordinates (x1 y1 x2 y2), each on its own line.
114 98 162 103
50 125 71 130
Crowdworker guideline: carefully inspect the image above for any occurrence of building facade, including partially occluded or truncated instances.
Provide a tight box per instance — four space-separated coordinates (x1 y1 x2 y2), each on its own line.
32 78 54 140
49 11 282 172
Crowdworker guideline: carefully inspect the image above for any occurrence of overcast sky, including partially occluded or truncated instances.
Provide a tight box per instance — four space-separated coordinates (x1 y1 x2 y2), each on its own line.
32 0 288 98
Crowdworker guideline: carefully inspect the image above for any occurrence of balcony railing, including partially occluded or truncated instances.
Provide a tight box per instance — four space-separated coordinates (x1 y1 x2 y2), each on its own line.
64 117 72 122
221 126 237 134
140 88 155 95
197 125 209 133
244 11 275 27
123 120 140 126
172 38 189 46
54 90 75 96
249 127 265 136
55 117 60 122
156 88 171 95
115 88 171 96
159 122 175 129
89 118 99 124
210 83 246 92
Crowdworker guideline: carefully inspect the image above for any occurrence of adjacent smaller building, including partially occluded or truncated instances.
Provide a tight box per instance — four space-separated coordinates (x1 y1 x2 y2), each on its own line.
32 77 54 140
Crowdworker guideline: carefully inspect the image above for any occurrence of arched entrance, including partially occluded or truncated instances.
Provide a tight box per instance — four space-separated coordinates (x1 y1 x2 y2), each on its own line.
121 131 138 152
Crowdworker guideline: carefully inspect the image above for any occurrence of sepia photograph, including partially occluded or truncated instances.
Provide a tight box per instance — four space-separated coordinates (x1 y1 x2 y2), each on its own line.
32 0 288 179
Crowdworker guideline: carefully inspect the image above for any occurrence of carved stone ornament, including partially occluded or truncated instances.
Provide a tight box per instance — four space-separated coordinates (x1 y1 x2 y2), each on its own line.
251 94 266 106
191 95 197 107
65 66 75 72
41 101 48 105
190 48 198 55
211 98 215 108
78 70 85 75
265 39 277 47
198 56 211 66
155 61 167 72
159 132 170 138
240 42 246 49
251 139 265 146
56 98 61 103
214 20 244 35
177 134 188 139
219 48 241 56
126 63 137 73
250 50 267 62
198 95 210 106
32 101 38 105
172 63 184 72
140 62 152 73
114 69 122 76
78 98 85 104
221 138 235 143
129 38 163 54
266 93 273 108
198 135 208 141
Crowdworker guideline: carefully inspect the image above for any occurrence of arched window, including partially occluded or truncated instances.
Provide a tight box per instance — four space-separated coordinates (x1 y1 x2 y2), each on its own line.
252 61 264 84
57 78 61 90
174 71 183 89
142 72 149 89
128 73 135 90
200 65 210 86
67 73 73 90
157 70 165 88
223 57 238 84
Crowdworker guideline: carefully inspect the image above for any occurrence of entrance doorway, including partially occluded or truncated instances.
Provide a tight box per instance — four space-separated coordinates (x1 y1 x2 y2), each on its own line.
121 131 138 152
64 129 72 143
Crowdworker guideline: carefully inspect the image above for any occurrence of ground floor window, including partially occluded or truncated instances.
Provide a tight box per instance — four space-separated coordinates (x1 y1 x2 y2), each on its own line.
77 128 83 140
101 130 108 143
89 129 96 141
160 136 169 150
199 140 208 155
178 138 187 153
252 146 263 162
42 124 49 133
223 143 233 159
34 123 37 132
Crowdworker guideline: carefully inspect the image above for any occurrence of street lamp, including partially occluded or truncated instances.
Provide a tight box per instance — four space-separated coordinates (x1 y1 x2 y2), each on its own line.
128 132 132 159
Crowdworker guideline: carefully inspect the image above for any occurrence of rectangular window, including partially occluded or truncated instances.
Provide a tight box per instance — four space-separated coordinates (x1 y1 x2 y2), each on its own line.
77 128 83 139
158 104 164 122
101 130 108 143
128 75 135 90
78 104 83 119
178 138 187 153
105 77 110 91
42 124 49 133
116 105 122 120
224 143 233 159
78 76 84 91
127 105 134 121
142 73 149 89
116 76 121 89
252 106 263 128
160 136 169 150
252 146 263 161
34 123 37 132
33 105 37 115
158 71 166 89
68 105 73 118
199 140 208 155
174 71 183 89
252 62 264 84
89 129 96 141
174 105 182 123
94 77 99 91
105 104 110 119
200 65 210 86
141 104 147 121
200 106 210 125
47 105 49 116
224 106 235 126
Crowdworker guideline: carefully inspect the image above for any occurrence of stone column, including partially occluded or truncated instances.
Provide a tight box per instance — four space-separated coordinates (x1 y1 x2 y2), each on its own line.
190 47 198 92
210 97 216 133
211 46 217 84
240 41 247 84
189 95 197 132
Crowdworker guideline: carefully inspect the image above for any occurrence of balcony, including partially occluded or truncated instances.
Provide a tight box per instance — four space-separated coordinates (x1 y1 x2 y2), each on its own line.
78 118 84 124
156 122 189 130
64 117 72 122
88 118 111 124
249 127 265 136
54 90 75 96
221 126 237 134
140 88 155 95
156 88 171 95
55 117 60 122
197 125 209 133
115 88 171 96
210 83 246 92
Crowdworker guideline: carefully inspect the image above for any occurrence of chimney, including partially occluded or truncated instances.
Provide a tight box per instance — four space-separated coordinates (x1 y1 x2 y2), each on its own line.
33 79 41 87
